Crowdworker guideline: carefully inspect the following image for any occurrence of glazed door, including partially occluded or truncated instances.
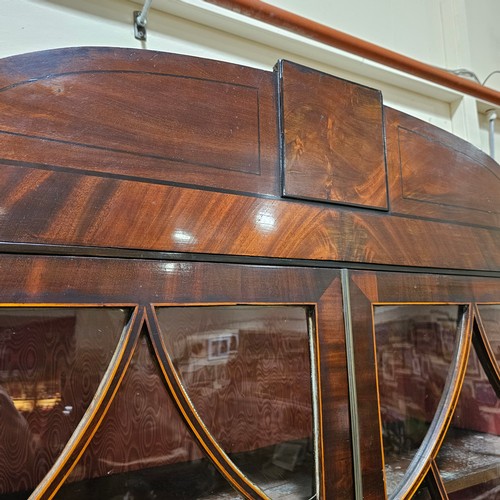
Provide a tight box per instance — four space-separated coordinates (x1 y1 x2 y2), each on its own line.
0 255 351 500
347 271 500 500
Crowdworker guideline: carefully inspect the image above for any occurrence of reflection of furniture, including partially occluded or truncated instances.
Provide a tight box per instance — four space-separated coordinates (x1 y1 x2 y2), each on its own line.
374 305 500 497
0 47 499 499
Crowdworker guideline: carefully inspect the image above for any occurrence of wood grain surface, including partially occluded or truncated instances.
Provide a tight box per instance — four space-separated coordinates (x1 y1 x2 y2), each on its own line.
0 47 278 196
385 107 500 229
1 163 500 272
280 60 388 209
1 48 500 272
1 47 500 500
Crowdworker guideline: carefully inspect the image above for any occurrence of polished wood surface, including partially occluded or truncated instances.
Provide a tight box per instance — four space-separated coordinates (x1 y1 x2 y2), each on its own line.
1 48 499 272
1 164 500 272
1 47 499 499
279 61 387 209
0 47 278 197
386 107 500 229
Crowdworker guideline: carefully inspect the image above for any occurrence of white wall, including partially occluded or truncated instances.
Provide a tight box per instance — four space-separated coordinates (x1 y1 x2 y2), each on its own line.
465 0 500 86
1 0 499 158
267 0 448 67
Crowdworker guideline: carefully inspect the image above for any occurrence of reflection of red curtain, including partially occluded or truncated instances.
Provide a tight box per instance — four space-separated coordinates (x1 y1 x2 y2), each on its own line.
185 330 312 454
69 335 205 483
0 316 76 494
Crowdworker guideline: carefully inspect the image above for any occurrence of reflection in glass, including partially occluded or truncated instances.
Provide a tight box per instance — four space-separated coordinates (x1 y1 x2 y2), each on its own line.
156 305 316 499
413 485 432 500
0 308 129 498
477 304 500 366
58 333 236 499
374 305 461 497
437 346 500 498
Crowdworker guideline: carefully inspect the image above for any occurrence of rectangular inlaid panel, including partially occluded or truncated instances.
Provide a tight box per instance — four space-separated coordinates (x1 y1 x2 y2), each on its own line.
279 60 388 209
0 47 278 196
1 74 259 172
385 107 500 228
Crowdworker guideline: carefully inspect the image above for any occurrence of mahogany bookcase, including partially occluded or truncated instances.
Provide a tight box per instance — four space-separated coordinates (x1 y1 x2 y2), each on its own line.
0 48 498 500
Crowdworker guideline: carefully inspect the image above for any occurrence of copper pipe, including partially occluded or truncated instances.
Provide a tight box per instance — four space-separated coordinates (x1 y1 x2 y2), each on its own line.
205 0 500 107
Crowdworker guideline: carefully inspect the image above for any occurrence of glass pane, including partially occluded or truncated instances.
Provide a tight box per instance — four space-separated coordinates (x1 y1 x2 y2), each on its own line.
156 305 316 499
437 346 500 498
477 304 500 365
0 307 129 498
374 305 461 497
413 485 432 499
58 333 236 499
